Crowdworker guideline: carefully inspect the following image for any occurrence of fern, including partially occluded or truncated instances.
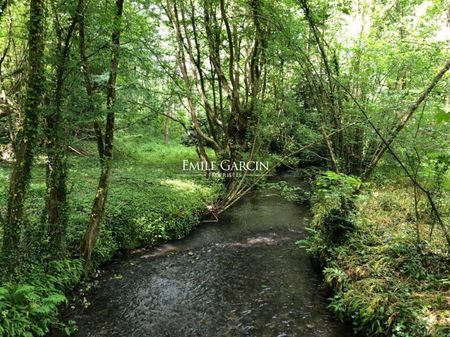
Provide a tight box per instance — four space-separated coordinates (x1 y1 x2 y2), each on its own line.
0 259 83 337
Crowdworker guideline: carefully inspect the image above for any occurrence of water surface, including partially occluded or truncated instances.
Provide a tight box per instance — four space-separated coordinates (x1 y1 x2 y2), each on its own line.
56 175 356 337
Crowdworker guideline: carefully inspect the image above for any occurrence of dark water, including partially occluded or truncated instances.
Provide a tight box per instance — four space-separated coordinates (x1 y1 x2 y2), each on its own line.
56 174 356 337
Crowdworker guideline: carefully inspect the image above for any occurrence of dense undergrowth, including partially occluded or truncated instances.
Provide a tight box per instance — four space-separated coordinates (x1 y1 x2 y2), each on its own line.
0 136 221 336
300 171 450 337
0 260 83 337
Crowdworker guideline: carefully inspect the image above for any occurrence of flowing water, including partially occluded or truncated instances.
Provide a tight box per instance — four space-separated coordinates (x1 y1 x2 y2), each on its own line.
56 174 356 337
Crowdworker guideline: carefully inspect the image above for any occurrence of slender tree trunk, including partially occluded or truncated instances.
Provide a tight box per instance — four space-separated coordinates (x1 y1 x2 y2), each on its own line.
44 70 69 257
44 96 68 256
81 0 124 270
321 126 339 172
2 0 45 271
350 126 364 175
43 1 82 257
164 122 169 144
301 0 343 159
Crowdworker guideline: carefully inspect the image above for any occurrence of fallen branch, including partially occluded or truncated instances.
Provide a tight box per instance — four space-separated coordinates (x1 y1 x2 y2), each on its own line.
67 145 90 157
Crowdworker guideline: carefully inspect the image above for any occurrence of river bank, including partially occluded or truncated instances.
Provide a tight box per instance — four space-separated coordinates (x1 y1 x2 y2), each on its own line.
301 172 450 336
0 139 221 336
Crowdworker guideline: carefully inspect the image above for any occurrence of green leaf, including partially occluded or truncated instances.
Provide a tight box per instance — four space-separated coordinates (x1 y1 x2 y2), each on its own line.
435 111 450 123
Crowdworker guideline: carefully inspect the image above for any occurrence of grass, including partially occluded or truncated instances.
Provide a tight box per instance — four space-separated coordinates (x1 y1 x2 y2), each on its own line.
1 135 222 264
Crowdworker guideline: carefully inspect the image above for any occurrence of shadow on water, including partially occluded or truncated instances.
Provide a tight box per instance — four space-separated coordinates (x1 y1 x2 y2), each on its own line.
52 172 357 337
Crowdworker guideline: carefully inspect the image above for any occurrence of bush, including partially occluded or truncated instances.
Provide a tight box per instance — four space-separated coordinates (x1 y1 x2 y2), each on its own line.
299 171 362 259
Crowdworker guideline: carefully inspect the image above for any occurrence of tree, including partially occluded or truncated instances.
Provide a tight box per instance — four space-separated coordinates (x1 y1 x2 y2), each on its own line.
42 0 84 257
164 0 271 188
362 60 450 178
2 0 45 271
81 0 125 269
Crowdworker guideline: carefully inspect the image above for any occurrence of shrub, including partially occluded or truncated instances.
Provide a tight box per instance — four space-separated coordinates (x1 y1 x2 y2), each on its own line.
299 171 362 259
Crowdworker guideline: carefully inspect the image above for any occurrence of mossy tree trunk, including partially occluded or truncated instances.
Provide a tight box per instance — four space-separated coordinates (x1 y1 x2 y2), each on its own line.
2 0 45 271
81 0 124 270
43 0 83 257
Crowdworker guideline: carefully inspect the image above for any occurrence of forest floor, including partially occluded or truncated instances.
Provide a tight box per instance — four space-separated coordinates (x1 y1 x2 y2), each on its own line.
303 179 450 337
0 135 221 267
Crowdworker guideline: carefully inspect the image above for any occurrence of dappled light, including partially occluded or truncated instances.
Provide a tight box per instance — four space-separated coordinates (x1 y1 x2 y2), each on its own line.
161 179 199 192
0 0 448 336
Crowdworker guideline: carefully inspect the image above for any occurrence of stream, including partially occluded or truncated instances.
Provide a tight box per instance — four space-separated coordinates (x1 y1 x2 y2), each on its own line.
56 173 356 337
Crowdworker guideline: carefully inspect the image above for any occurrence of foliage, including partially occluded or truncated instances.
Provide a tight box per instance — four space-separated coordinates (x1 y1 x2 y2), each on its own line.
0 260 82 337
300 171 362 256
0 137 221 266
258 179 308 203
0 137 222 333
301 182 450 336
0 0 448 335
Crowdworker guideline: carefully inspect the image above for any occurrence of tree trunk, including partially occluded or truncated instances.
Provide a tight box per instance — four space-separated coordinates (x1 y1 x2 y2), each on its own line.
81 0 124 270
301 0 343 159
321 126 339 172
164 114 169 144
2 0 45 271
43 0 82 257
